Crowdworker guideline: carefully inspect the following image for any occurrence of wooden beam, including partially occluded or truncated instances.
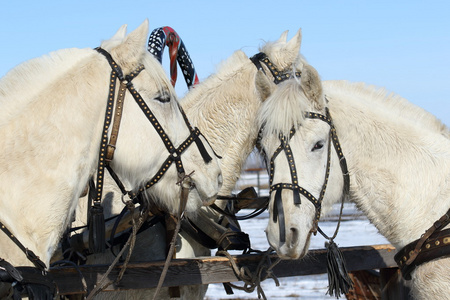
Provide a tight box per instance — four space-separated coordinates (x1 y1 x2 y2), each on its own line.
49 244 397 295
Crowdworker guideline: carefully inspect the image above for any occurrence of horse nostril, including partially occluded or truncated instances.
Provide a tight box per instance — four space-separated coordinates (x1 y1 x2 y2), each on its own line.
289 227 299 247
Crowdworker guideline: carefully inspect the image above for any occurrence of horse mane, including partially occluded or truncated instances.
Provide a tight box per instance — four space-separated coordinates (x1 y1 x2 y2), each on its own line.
257 61 325 139
180 49 251 114
0 25 171 129
0 48 94 126
323 80 450 138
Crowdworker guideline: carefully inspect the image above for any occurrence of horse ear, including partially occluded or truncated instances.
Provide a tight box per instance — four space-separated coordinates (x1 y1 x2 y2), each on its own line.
286 29 302 54
255 70 276 102
123 19 149 49
100 24 128 51
277 30 289 43
111 24 128 41
301 64 324 109
110 20 149 72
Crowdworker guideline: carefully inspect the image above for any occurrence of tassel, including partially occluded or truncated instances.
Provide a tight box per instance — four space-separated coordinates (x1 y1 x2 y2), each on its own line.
325 240 353 298
89 203 106 253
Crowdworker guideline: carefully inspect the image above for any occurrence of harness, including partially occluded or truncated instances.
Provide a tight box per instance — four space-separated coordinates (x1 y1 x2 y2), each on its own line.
395 208 450 279
87 48 216 253
148 26 200 87
252 52 450 284
0 46 216 297
93 47 213 204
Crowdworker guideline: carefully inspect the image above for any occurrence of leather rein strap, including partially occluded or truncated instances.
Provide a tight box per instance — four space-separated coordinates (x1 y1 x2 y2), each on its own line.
0 222 46 272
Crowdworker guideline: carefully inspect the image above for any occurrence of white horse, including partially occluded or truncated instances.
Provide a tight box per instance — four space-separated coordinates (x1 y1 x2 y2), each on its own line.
256 43 450 299
0 19 222 287
69 30 303 299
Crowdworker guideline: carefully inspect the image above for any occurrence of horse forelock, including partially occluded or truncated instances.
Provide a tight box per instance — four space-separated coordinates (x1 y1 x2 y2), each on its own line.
258 78 325 139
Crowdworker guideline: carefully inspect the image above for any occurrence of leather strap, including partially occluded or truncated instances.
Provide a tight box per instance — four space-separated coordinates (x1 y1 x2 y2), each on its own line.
106 80 127 162
250 52 301 84
395 228 450 280
0 222 46 271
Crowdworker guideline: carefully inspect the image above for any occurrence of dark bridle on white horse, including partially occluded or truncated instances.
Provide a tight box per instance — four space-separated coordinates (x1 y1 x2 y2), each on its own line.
0 47 219 295
88 47 219 253
251 52 352 297
251 52 350 241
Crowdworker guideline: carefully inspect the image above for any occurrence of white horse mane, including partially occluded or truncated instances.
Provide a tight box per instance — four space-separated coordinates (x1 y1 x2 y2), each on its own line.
0 49 93 126
257 75 449 141
0 41 171 132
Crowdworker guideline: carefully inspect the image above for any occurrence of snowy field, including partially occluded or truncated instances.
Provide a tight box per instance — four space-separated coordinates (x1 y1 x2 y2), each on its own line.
204 168 390 300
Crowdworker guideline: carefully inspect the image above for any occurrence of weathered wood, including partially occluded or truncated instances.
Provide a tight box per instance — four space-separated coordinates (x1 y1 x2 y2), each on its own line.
380 268 413 300
346 270 382 299
49 244 397 295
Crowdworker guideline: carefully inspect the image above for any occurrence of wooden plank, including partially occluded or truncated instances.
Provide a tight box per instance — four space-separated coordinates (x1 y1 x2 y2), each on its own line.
49 244 397 295
380 268 413 300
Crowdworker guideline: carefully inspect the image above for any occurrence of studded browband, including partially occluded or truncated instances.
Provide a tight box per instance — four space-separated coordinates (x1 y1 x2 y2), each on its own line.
250 52 301 84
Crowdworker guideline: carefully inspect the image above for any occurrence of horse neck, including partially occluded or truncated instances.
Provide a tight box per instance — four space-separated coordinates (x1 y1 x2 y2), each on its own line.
326 83 450 248
0 54 109 265
181 57 260 196
324 80 450 138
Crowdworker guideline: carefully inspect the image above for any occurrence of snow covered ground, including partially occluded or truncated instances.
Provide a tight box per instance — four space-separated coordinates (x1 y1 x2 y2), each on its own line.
204 169 390 300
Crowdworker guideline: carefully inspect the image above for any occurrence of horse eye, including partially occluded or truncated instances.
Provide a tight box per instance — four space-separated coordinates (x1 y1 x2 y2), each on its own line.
155 94 171 103
311 141 324 151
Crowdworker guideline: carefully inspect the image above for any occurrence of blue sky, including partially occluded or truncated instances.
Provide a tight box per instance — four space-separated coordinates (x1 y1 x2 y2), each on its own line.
1 1 448 125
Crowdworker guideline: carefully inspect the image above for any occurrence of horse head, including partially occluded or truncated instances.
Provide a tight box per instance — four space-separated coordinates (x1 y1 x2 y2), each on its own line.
256 34 346 259
0 20 222 268
97 20 222 214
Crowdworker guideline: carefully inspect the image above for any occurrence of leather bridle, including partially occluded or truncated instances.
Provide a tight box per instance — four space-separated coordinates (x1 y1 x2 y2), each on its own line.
251 52 350 244
0 47 217 271
93 47 216 205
